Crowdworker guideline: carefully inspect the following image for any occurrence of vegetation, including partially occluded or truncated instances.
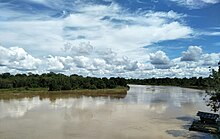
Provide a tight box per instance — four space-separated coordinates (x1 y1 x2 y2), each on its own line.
0 72 214 91
0 72 127 91
205 62 220 112
0 73 128 100
0 87 127 101
127 77 209 89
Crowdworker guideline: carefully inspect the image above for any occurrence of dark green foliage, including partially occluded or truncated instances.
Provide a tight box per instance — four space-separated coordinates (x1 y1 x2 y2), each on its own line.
0 79 13 88
103 78 116 89
88 84 97 90
206 66 220 112
0 72 127 91
61 79 72 90
48 79 61 91
126 77 209 89
1 73 11 79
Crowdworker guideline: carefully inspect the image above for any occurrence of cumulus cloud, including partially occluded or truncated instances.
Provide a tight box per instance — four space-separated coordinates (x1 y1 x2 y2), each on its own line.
0 46 41 71
150 51 170 65
181 46 203 61
123 60 139 71
64 42 94 56
150 51 171 69
73 56 94 69
46 56 65 72
201 53 220 66
97 48 117 64
0 45 220 78
71 53 140 73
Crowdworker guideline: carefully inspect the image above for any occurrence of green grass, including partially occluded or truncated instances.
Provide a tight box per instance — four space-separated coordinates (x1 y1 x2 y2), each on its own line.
0 87 48 93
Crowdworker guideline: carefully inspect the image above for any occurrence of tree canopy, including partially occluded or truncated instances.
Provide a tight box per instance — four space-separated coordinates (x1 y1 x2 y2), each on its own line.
0 71 212 91
0 72 127 91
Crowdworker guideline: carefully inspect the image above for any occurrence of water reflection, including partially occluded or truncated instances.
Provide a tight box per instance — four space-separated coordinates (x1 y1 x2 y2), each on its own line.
0 97 43 118
0 96 119 119
0 85 217 139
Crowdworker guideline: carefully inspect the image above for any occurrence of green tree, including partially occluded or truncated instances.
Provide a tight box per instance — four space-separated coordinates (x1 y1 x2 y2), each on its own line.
206 62 220 112
48 79 61 91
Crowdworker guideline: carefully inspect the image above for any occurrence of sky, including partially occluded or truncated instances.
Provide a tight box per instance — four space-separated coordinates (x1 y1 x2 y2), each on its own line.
0 0 220 78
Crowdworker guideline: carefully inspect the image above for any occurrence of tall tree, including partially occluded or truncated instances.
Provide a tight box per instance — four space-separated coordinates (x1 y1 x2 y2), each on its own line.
206 62 220 112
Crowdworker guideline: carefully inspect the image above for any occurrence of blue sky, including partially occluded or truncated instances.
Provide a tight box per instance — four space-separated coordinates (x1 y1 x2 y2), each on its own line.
0 0 220 78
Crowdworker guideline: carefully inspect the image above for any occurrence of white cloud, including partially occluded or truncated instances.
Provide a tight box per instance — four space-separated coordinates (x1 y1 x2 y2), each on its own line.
64 42 94 56
46 56 65 72
1 1 219 78
169 0 219 9
62 6 192 60
73 56 94 69
150 51 171 69
181 46 203 61
201 53 220 66
168 46 220 77
0 1 193 62
0 46 41 71
1 44 219 78
0 97 43 119
202 0 219 3
200 31 220 36
0 21 63 56
123 60 139 71
144 10 186 20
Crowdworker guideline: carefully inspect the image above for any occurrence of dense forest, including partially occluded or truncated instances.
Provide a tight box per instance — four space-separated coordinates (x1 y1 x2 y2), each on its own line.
127 77 210 89
0 72 127 91
0 72 214 91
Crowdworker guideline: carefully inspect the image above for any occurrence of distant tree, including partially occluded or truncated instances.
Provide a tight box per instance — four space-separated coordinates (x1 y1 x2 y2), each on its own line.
2 73 11 79
106 79 116 89
61 79 72 90
70 76 80 89
88 84 97 90
0 79 13 88
95 79 106 89
48 79 61 91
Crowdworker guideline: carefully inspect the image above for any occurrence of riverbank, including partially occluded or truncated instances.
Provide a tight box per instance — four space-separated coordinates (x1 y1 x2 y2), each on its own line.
0 87 128 100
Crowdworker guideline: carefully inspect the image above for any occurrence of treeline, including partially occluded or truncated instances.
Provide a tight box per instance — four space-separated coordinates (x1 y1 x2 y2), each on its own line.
127 77 211 89
0 72 127 91
0 72 215 91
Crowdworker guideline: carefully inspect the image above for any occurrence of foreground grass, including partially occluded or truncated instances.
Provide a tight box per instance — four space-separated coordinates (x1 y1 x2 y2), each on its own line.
0 87 128 100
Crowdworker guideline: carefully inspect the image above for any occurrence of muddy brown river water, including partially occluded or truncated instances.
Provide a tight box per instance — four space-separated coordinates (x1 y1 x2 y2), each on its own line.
0 85 218 139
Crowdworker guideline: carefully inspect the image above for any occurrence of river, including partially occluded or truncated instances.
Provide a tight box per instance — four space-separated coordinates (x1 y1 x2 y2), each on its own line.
0 85 218 139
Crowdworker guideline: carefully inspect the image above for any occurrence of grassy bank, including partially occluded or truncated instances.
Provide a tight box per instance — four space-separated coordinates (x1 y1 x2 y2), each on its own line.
0 87 128 100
